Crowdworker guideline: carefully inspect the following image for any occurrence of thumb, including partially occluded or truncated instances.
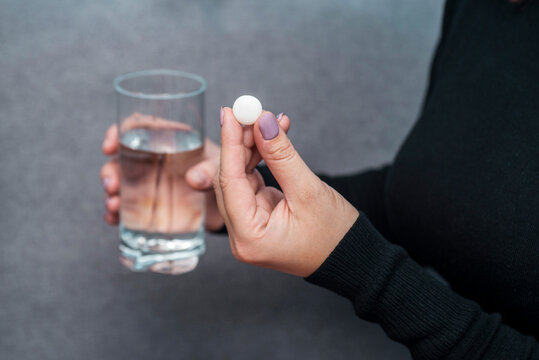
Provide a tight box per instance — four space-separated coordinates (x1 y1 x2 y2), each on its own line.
254 112 319 203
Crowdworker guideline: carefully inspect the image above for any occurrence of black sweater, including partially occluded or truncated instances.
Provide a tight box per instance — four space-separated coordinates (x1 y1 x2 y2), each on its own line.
259 0 539 358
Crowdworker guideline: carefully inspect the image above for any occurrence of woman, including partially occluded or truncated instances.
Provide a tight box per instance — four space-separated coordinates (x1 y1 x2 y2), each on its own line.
100 0 538 357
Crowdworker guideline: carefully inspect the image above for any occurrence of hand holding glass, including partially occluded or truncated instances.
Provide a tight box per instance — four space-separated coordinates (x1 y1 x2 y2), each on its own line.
114 70 207 275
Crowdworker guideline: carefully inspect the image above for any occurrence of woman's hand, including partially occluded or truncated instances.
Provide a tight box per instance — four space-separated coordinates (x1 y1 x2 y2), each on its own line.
214 108 359 277
99 110 291 232
99 124 224 231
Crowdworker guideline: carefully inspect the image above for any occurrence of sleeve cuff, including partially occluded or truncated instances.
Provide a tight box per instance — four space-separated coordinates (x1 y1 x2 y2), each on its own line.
305 212 393 301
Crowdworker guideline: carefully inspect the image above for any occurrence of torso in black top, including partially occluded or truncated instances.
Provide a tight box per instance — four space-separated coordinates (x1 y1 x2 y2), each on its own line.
385 0 539 336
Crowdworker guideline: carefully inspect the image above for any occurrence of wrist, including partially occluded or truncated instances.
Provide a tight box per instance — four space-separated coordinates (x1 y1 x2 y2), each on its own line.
303 195 359 278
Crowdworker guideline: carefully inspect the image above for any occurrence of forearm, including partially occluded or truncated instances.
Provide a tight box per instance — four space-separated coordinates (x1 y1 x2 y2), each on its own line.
307 214 538 359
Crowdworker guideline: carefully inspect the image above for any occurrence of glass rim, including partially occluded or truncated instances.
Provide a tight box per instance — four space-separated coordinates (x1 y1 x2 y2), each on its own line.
113 69 207 100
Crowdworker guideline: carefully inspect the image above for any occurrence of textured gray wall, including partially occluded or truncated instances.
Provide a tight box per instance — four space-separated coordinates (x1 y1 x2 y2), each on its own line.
0 1 444 359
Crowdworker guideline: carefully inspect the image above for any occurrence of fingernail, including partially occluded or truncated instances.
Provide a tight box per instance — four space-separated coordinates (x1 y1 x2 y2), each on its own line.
191 169 208 186
276 113 284 121
105 197 112 208
103 177 110 190
259 113 279 140
220 106 224 127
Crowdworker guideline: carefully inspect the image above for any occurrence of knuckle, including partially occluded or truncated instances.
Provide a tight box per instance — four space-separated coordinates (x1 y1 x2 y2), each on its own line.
231 247 248 263
218 171 241 191
266 140 296 163
232 244 257 264
229 234 264 265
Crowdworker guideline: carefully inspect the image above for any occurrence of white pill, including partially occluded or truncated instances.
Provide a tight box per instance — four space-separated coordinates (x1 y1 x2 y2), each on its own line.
232 95 263 125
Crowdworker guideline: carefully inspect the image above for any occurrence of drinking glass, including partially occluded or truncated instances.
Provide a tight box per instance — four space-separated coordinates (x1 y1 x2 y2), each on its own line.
113 69 207 275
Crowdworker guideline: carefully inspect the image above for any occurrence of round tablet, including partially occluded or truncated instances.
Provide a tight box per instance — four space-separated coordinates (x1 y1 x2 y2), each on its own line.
232 95 263 125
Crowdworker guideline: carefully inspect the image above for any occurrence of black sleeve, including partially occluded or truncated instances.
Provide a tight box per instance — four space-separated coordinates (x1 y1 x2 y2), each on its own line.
306 214 539 359
258 164 391 237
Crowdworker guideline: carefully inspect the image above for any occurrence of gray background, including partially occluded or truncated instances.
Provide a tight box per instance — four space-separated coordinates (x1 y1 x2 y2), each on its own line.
0 0 444 358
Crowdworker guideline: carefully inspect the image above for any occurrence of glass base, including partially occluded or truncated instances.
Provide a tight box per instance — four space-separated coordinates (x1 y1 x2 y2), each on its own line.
119 225 205 275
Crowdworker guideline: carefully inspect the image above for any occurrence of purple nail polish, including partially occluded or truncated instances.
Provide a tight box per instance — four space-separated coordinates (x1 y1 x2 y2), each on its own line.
220 107 224 127
276 113 284 121
259 113 279 140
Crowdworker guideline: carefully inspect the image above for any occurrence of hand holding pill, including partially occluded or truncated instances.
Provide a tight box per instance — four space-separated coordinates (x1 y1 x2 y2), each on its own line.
215 105 359 277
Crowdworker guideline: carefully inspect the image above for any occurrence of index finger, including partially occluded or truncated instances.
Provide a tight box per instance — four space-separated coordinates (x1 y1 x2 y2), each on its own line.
219 107 257 228
102 124 118 155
